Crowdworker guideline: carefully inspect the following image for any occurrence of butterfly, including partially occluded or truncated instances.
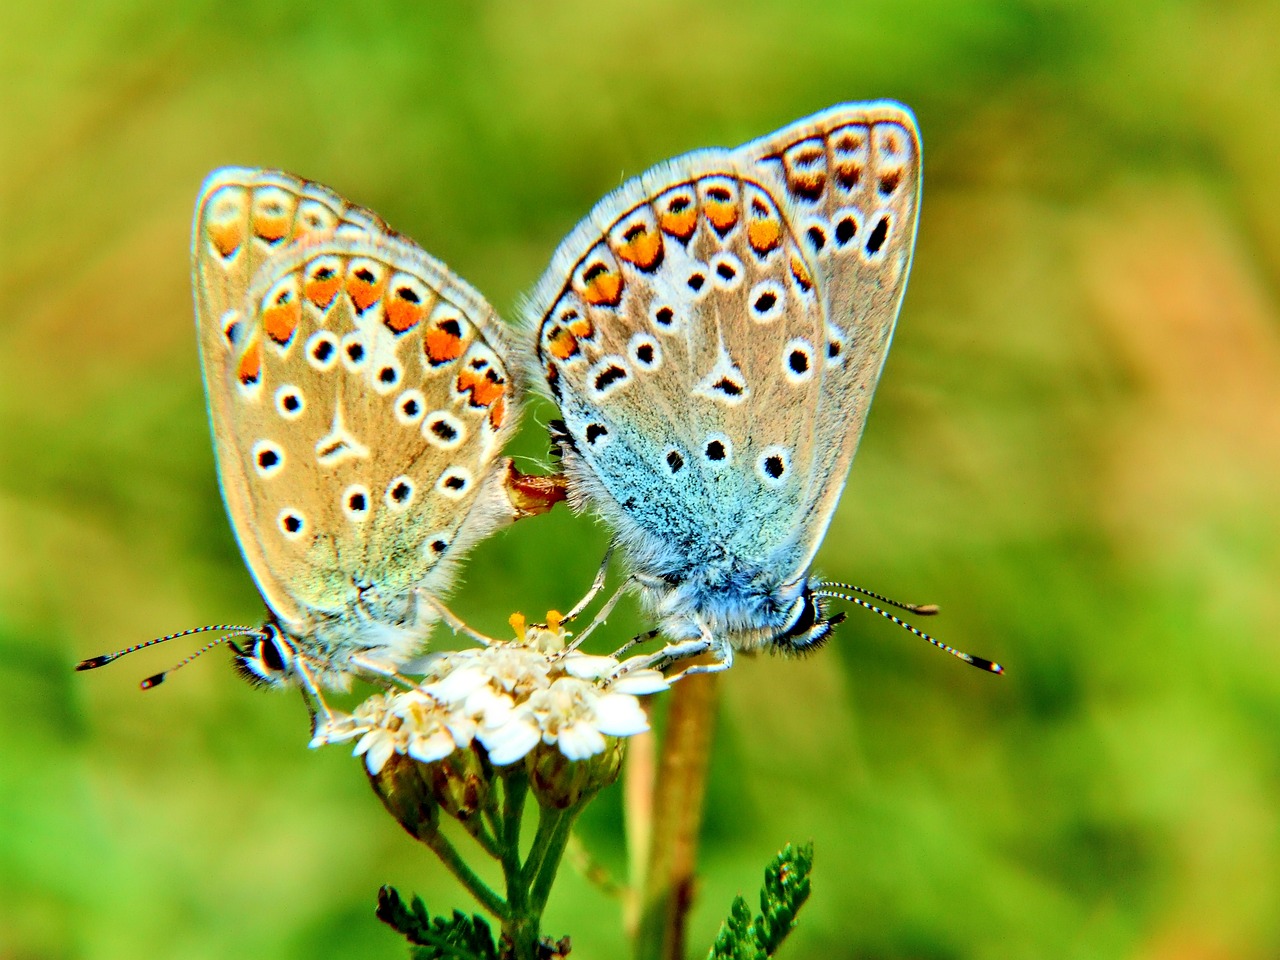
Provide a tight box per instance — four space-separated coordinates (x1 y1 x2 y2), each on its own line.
523 102 1000 677
78 168 565 732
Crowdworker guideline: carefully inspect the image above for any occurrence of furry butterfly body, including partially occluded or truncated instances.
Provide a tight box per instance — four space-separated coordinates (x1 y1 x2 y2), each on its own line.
524 103 921 669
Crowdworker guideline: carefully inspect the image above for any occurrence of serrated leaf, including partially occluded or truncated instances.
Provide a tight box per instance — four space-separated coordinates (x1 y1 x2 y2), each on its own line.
377 885 499 960
707 843 814 960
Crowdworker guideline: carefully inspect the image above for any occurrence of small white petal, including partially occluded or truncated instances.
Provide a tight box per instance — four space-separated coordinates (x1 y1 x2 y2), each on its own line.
593 693 650 736
610 670 670 695
364 736 396 775
424 665 490 704
408 729 457 764
561 653 619 679
480 717 541 765
557 723 607 760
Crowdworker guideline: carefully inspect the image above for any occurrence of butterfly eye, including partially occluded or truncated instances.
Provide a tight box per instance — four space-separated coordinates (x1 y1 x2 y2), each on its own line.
275 385 305 419
342 485 371 521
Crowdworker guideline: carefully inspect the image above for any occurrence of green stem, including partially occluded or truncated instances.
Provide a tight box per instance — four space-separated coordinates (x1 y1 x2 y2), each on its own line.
528 804 579 918
520 803 563 890
501 769 530 909
458 815 503 860
423 828 509 921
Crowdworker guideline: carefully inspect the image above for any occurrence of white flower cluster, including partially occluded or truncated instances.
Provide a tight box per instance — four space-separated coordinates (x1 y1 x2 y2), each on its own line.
333 613 669 775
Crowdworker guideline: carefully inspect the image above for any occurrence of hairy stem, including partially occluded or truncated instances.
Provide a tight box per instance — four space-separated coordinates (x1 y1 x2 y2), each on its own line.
634 673 719 960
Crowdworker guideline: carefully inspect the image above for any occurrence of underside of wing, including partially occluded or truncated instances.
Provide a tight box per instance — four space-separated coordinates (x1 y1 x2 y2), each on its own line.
193 170 519 630
523 151 827 579
739 102 922 570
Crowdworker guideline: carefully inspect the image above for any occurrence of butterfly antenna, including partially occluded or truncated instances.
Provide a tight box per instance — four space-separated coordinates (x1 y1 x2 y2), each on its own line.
140 630 260 690
813 591 1003 674
817 582 939 616
75 624 257 672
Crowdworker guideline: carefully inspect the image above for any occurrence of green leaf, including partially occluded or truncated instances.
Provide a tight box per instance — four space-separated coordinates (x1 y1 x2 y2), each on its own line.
376 885 500 960
707 843 814 960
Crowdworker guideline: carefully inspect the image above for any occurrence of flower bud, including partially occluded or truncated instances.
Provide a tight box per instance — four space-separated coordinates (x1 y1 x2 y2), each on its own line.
367 751 440 842
527 736 624 810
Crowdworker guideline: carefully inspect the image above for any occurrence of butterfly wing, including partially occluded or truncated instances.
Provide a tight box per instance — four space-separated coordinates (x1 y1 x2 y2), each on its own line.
193 169 519 644
525 103 919 606
523 146 829 581
739 102 922 573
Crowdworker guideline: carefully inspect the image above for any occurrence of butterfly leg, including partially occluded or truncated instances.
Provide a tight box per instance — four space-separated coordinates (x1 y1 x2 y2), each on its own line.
611 628 660 660
561 544 615 623
292 656 341 743
350 654 417 690
564 576 633 652
616 628 732 679
421 593 503 646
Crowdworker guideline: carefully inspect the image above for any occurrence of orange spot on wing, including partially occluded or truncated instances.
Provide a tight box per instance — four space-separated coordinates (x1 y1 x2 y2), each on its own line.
304 267 341 310
790 256 814 293
385 290 427 333
237 337 262 385
615 223 664 271
488 395 506 429
581 262 623 307
425 323 466 365
347 263 387 313
747 217 782 255
457 368 506 408
547 327 579 360
252 206 290 244
703 193 739 234
659 197 698 241
208 221 244 258
262 290 300 346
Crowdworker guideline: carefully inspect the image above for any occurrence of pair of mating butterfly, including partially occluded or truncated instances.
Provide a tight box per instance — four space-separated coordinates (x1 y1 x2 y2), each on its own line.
81 102 1001 737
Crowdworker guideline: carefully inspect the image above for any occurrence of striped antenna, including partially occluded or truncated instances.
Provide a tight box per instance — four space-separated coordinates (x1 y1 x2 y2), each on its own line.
813 591 1003 675
75 624 256 672
140 630 260 689
817 582 939 616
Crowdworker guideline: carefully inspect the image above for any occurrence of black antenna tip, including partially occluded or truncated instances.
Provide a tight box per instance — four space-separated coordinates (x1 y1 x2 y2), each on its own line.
910 603 940 616
76 655 114 671
968 656 1004 675
140 673 165 690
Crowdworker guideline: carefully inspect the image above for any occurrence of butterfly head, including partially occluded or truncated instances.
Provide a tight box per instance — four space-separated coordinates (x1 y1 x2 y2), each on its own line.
769 583 847 654
230 621 299 688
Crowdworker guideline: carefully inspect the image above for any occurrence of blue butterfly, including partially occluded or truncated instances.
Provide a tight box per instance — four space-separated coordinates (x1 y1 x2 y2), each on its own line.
524 102 1000 676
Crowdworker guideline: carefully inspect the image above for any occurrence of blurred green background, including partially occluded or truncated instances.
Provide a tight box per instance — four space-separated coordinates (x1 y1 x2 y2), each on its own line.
4 1 1279 957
